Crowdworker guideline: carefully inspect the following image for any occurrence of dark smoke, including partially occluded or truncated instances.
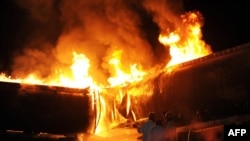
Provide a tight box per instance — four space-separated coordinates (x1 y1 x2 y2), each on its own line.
143 0 184 32
2 0 186 85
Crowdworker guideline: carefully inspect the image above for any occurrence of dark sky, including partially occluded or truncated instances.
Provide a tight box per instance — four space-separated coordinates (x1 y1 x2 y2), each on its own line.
1 0 250 72
184 0 250 51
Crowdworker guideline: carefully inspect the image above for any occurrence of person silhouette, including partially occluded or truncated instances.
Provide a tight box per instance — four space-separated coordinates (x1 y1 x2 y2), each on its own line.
138 112 156 141
151 119 165 141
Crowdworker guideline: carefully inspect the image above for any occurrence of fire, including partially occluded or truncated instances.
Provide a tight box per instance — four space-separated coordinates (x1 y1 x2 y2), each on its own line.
159 32 180 45
0 52 93 89
52 51 93 88
22 74 43 84
159 11 212 67
0 50 140 134
0 73 43 85
0 73 21 83
107 49 147 87
0 7 213 136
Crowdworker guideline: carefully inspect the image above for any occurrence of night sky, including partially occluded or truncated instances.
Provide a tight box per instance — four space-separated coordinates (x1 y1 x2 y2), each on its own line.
1 0 250 72
184 0 250 51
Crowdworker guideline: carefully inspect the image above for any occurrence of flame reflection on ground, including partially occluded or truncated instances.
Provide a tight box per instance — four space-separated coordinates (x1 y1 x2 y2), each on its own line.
78 127 140 141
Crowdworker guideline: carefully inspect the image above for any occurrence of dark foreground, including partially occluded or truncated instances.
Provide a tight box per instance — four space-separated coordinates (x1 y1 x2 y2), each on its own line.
1 114 249 141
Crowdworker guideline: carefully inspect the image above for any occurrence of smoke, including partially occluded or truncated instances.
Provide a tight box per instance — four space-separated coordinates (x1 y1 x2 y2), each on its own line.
10 0 186 85
16 0 55 23
143 0 184 33
11 39 56 79
55 0 156 85
10 0 62 78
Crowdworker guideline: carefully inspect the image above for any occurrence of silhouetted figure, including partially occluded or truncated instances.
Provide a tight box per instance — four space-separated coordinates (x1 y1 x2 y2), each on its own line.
138 112 156 141
164 111 177 141
151 119 165 141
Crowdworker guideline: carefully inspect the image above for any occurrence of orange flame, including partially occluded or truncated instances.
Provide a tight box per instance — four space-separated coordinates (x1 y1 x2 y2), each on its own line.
0 10 213 135
52 51 93 88
107 49 147 87
159 11 212 68
0 52 93 89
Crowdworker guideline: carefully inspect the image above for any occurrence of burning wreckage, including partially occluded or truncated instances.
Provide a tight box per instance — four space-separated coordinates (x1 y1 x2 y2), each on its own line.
0 42 250 139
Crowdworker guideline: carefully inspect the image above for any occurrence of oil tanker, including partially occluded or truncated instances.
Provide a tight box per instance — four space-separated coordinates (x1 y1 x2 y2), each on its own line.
121 42 250 125
0 82 92 135
0 43 250 138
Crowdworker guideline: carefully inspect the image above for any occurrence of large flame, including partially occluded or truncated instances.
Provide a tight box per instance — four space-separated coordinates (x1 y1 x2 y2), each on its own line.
0 8 212 135
52 51 93 88
107 49 147 87
0 52 93 89
159 11 212 67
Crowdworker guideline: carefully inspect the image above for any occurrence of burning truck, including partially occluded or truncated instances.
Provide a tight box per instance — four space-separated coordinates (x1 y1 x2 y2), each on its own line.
0 2 249 140
119 42 250 123
0 82 91 135
0 42 250 138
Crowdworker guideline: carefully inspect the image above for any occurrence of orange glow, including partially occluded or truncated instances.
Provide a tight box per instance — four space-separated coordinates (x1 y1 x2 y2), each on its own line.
52 52 93 88
0 52 93 89
0 9 213 135
159 32 180 45
0 73 20 83
0 73 43 85
159 11 212 68
0 50 142 134
22 74 43 84
92 89 127 135
126 93 131 117
107 50 147 87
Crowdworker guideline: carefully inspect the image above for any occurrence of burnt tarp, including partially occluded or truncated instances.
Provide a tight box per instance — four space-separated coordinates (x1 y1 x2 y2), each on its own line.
0 82 93 134
125 43 250 125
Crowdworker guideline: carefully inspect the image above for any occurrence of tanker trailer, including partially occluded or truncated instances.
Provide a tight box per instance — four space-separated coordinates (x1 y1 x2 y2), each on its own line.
120 42 250 125
0 82 93 135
